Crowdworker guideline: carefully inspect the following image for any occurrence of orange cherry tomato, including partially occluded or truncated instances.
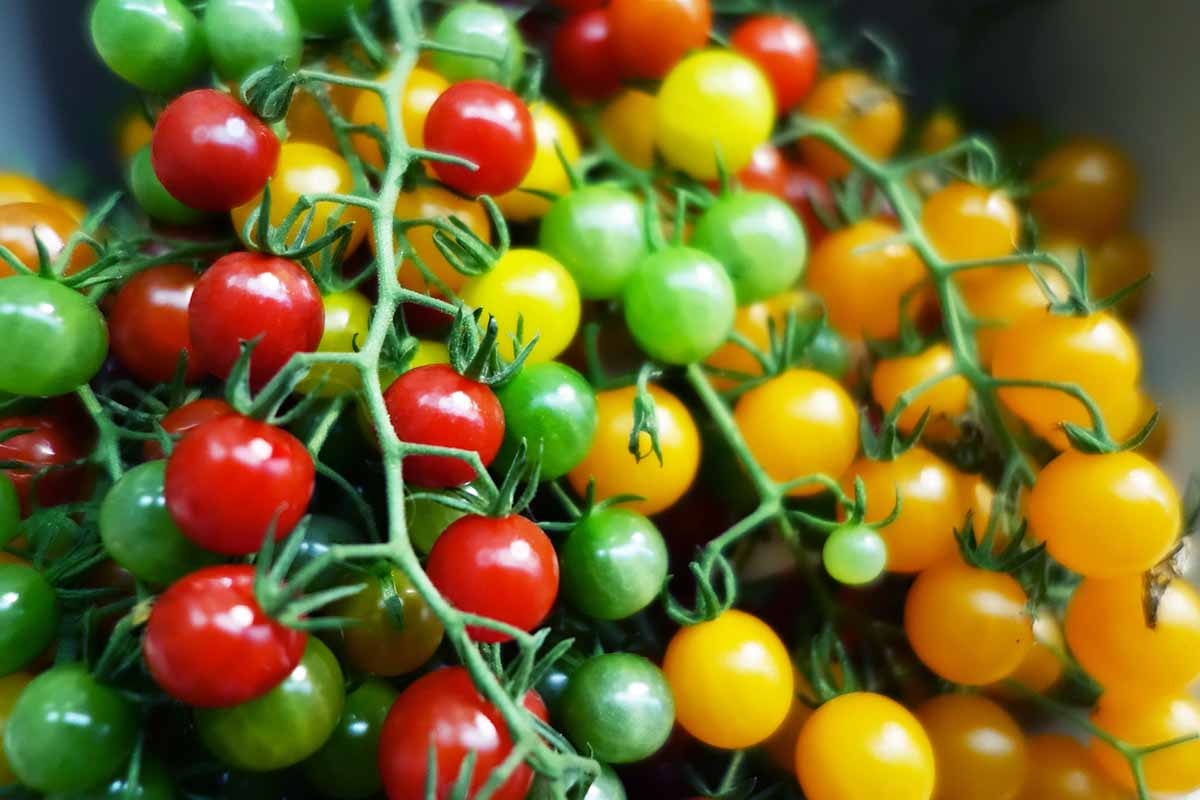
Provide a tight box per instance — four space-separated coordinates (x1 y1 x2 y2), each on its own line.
958 264 1070 366
0 202 95 278
1017 734 1127 800
599 89 657 169
918 108 962 154
1030 137 1136 242
1089 691 1200 795
871 343 970 433
373 186 492 294
922 181 1021 263
608 0 711 80
916 692 1027 800
800 71 904 179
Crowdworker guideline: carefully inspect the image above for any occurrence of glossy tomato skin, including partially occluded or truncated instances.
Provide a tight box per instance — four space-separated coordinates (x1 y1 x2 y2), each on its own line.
90 0 207 93
331 567 444 676
1017 734 1126 800
188 251 324 387
1089 691 1200 794
916 693 1027 800
730 15 818 111
128 144 208 225
496 101 582 221
109 264 203 385
295 289 372 397
495 362 597 480
561 506 667 620
562 653 675 763
922 181 1020 263
196 638 344 772
144 565 307 707
0 201 94 278
431 2 524 86
800 70 904 179
0 276 109 397
152 90 280 212
378 666 547 800
142 397 234 460
383 364 505 488
691 191 807 304
871 343 970 434
427 514 558 643
552 9 621 102
737 143 789 196
540 186 646 300
609 0 711 80
0 563 58 676
0 414 89 514
423 81 536 197
202 0 302 83
164 415 315 555
302 679 399 799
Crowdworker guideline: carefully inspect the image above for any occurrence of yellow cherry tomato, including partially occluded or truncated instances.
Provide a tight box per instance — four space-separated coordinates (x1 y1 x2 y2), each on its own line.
806 218 926 341
297 290 372 397
1017 734 1127 800
115 109 154 162
0 201 96 278
231 142 370 257
705 290 822 389
1090 691 1200 795
375 186 492 295
842 447 967 574
655 50 775 180
735 369 859 496
600 89 657 169
795 692 935 800
991 310 1141 449
568 384 700 516
922 181 1020 263
916 693 1027 800
1030 137 1136 242
994 609 1065 696
871 343 970 433
0 173 55 206
800 71 905 179
1135 387 1168 460
1090 230 1152 315
0 672 33 785
958 264 1069 366
663 609 793 749
919 108 962 153
496 102 581 221
460 248 581 364
351 66 449 170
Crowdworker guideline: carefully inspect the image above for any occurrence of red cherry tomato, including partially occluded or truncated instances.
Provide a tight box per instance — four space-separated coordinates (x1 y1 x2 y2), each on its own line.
426 514 559 643
551 0 605 10
784 162 835 245
423 81 536 197
0 415 90 515
552 10 621 102
609 0 711 80
151 89 280 212
142 398 235 461
382 364 504 488
143 565 307 708
109 264 204 385
737 144 789 197
164 415 314 555
188 252 324 388
378 666 547 800
730 15 818 111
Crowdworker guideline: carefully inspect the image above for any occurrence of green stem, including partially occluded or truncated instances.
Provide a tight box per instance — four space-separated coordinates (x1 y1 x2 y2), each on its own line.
76 384 123 481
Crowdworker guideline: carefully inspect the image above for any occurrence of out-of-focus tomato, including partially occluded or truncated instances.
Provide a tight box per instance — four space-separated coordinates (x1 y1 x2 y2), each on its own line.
608 0 711 80
800 71 904 179
0 202 95 278
599 89 657 169
916 693 1027 800
1089 691 1200 795
1030 137 1136 242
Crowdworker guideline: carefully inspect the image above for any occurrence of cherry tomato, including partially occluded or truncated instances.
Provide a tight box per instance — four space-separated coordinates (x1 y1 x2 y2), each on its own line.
142 398 235 461
1031 137 1136 242
922 181 1020 263
569 384 700 515
90 0 207 92
796 692 935 800
737 143 789 196
599 89 657 168
383 363 504 488
128 143 208 225
609 0 711 80
561 506 668 620
196 638 344 771
1089 691 1200 794
0 563 57 676
0 414 89 514
958 264 1069 366
0 276 108 397
291 0 372 35
784 162 836 245
1089 230 1152 314
430 2 524 86
1066 575 1200 697
0 474 16 548
165 415 315 555
800 71 905 179
0 174 56 206
691 191 807 304
904 560 1033 685
871 343 970 433
822 523 887 585
663 609 792 749
495 362 597 480
188 251 323 387
919 108 963 153
736 369 859 496
350 66 448 171
378 666 547 800
1017 734 1126 800
552 9 621 102
540 185 645 300
293 289 372 397
108 264 202 384
427 513 558 643
562 653 675 763
916 693 1026 800
730 15 818 111
373 186 492 295
231 142 370 256
152 90 280 212
0 673 32 785
331 567 444 676
995 609 1066 696
461 248 582 363
806 218 926 340
496 101 581 221
302 679 399 799
992 310 1140 448
144 564 307 707
423 80 536 197
655 50 775 180
2 664 137 794
202 0 302 83
0 201 95 278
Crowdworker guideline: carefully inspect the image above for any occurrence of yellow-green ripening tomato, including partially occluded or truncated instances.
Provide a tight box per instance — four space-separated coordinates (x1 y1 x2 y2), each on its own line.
461 248 581 364
496 102 582 222
298 290 372 397
655 50 775 180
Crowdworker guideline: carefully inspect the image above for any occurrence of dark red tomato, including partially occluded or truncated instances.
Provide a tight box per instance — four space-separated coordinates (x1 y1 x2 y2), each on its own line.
426 514 558 643
109 264 204 385
784 162 835 245
551 0 606 10
382 364 504 488
552 10 621 102
164 415 314 555
143 398 236 461
143 565 307 708
737 144 789 197
402 297 454 336
423 80 536 197
188 252 324 388
0 415 89 515
609 0 711 80
379 666 547 800
730 15 818 111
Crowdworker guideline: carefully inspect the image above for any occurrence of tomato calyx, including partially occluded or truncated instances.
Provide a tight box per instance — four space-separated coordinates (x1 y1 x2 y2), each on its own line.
1061 408 1160 455
953 511 1046 576
252 515 367 630
237 181 362 270
803 627 860 704
447 307 536 384
240 61 301 124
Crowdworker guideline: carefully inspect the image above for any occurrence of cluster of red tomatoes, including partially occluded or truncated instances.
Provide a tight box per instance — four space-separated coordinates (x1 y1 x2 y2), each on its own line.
0 0 1192 798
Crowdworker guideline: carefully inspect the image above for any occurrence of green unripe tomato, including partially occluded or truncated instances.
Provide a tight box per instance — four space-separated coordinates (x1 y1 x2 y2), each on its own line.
2 664 138 794
539 185 646 299
803 319 850 379
0 276 109 397
0 473 18 548
203 0 302 83
290 0 372 35
823 524 888 586
561 653 674 764
0 564 58 676
530 765 627 800
623 246 736 364
430 3 525 87
90 0 207 93
561 507 667 620
129 145 207 226
691 191 808 304
44 756 174 800
290 514 363 591
406 488 475 554
495 362 597 480
302 679 399 799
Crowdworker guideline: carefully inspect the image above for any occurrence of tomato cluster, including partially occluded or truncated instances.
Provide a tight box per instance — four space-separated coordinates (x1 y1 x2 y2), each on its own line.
0 0 1191 798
